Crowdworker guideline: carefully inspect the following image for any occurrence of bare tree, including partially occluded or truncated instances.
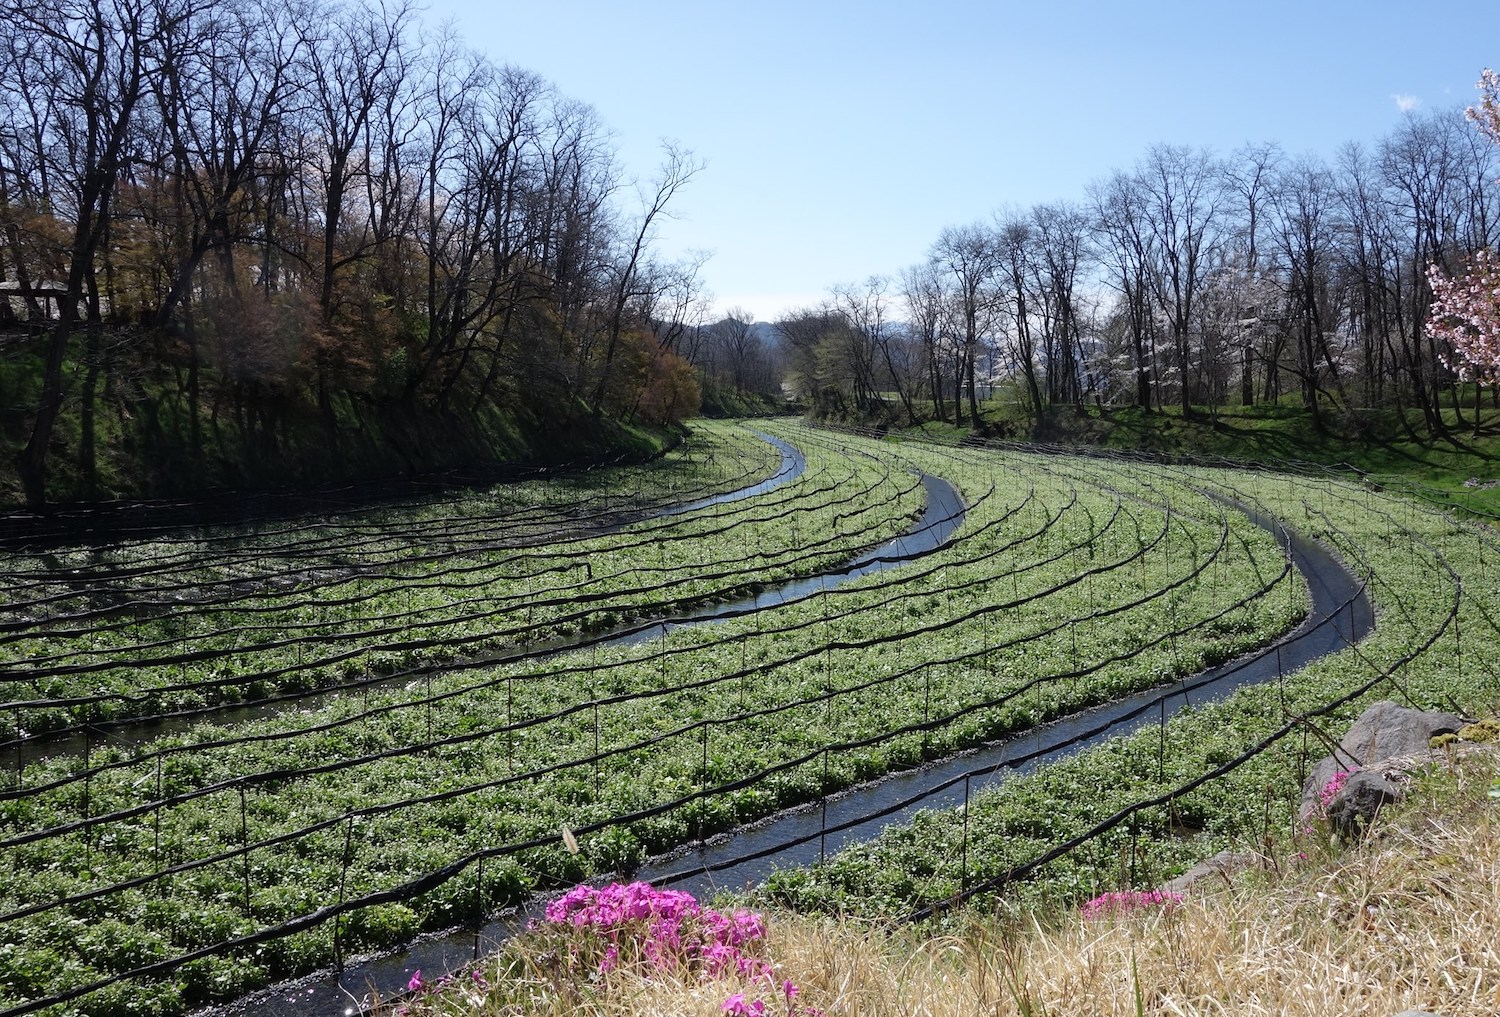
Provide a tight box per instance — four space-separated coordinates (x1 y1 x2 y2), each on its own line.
6 0 169 506
297 0 415 323
1378 109 1494 433
1334 142 1401 412
994 213 1044 418
1089 169 1160 409
590 142 702 414
642 252 711 359
775 306 852 416
698 306 756 390
1221 142 1284 404
833 276 919 423
1029 201 1092 406
1139 144 1223 415
1269 155 1348 429
900 261 951 421
930 222 1002 426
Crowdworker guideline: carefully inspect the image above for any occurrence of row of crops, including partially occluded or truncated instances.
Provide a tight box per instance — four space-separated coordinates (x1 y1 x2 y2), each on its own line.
760 445 1497 921
2 420 1482 1016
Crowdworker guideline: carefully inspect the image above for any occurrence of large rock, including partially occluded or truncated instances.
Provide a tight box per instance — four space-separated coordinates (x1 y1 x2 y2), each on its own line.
1324 769 1404 838
1158 849 1259 894
1298 701 1466 822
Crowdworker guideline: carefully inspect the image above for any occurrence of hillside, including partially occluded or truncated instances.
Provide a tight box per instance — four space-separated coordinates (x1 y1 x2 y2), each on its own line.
925 400 1500 513
379 739 1499 1016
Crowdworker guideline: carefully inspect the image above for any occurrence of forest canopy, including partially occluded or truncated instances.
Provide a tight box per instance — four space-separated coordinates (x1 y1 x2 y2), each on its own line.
0 0 706 507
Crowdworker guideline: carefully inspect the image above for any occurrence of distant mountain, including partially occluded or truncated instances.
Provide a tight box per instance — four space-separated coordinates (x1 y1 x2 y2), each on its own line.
748 321 780 345
693 318 783 348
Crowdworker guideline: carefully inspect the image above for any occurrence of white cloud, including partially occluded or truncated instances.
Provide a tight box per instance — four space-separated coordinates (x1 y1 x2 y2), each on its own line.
1393 93 1422 113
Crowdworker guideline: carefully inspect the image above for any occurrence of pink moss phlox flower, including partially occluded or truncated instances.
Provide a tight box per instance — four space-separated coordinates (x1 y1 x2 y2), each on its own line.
544 881 783 989
542 882 823 1014
598 945 620 974
1079 889 1184 920
1318 768 1357 813
721 993 767 1016
736 953 773 981
701 940 736 977
405 970 424 994
545 880 701 929
732 908 766 944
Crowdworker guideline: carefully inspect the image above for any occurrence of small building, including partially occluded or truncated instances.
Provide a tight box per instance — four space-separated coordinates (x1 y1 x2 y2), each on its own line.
0 280 74 322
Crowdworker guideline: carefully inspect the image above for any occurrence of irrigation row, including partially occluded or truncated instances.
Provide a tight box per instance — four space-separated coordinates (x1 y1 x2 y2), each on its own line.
0 428 800 612
233 439 1350 1016
720 438 1470 940
0 460 903 684
898 460 1463 920
0 427 1305 1017
0 435 820 643
0 444 788 621
0 430 921 736
624 453 1344 884
0 456 920 757
0 443 717 556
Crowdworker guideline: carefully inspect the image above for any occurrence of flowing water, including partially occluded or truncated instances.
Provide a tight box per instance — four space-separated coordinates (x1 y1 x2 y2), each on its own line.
11 434 811 767
210 485 1371 1017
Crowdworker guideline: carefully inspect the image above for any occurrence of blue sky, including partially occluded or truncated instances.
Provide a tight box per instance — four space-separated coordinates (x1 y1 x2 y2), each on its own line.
418 0 1498 322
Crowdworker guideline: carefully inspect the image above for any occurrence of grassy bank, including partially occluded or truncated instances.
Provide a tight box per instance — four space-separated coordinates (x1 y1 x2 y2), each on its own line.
0 332 681 509
381 743 1499 1016
914 399 1500 514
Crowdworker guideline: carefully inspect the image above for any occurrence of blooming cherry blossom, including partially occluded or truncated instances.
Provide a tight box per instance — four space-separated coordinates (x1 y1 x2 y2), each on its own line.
1428 71 1500 379
1429 249 1500 382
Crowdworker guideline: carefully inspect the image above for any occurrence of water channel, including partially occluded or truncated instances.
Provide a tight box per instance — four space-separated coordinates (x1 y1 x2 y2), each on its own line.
209 478 1371 1017
12 434 812 767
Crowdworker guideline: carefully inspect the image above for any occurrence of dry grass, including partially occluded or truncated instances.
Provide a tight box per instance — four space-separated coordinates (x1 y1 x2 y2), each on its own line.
390 751 1500 1017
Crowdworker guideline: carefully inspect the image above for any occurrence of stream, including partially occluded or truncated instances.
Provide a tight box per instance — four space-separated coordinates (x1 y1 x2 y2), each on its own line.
209 483 1371 1017
12 434 812 767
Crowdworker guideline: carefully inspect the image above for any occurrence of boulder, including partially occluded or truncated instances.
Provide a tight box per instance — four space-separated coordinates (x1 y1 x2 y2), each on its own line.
1158 849 1259 894
1298 701 1465 821
1338 701 1467 759
1325 769 1404 839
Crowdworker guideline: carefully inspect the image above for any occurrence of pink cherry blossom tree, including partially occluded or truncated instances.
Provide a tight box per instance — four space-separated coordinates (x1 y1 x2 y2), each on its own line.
1430 249 1500 382
1428 70 1500 381
1469 68 1500 146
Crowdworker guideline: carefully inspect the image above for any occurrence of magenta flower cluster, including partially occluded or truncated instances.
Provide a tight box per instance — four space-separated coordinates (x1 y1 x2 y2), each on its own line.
1318 768 1356 812
545 881 771 980
393 967 488 1016
1079 889 1183 921
543 881 821 1015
